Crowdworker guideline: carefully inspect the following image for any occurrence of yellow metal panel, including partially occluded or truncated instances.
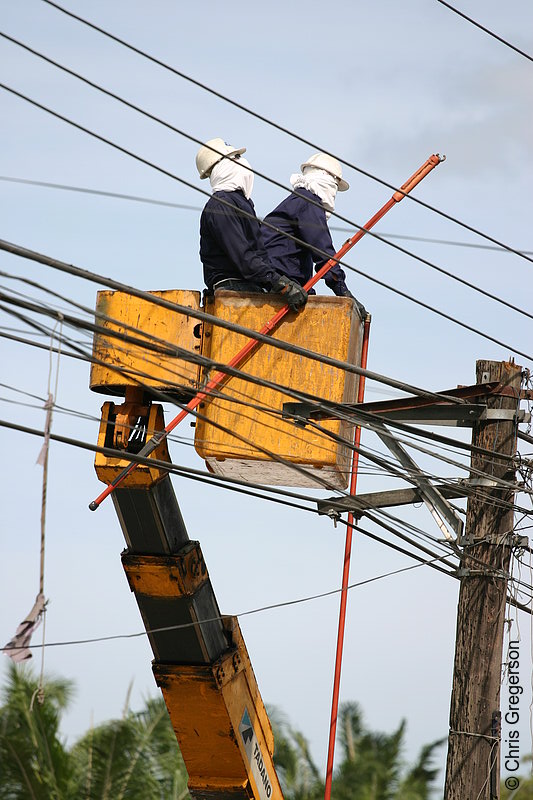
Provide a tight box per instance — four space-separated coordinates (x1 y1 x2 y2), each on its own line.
195 293 362 488
90 289 201 396
153 618 284 800
221 618 274 757
94 402 170 487
154 663 249 784
122 547 207 598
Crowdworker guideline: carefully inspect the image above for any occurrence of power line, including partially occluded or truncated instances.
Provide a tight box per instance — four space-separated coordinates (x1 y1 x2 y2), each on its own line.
0 90 531 362
2 174 531 256
0 273 528 490
0 550 458 655
0 406 480 563
0 74 529 355
38 0 533 265
1 285 524 501
0 324 480 503
3 326 525 548
0 237 480 404
3 315 529 579
2 313 527 524
2 32 531 325
332 228 533 256
436 0 533 63
1 257 529 509
0 415 323 511
0 174 201 211
0 275 526 482
2 531 531 658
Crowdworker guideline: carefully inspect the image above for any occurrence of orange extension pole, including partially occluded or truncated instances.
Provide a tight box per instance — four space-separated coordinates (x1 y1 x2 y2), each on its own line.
323 316 370 800
89 153 444 510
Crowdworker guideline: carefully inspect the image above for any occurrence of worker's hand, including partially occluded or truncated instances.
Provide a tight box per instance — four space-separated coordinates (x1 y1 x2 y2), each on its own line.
271 275 308 312
353 299 368 322
334 282 367 321
334 281 355 299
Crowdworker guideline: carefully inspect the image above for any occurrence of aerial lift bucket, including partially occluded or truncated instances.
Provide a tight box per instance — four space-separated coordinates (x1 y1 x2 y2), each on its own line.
89 153 444 510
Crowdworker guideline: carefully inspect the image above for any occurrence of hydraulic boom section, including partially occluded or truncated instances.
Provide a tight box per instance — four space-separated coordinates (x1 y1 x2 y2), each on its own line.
90 289 284 800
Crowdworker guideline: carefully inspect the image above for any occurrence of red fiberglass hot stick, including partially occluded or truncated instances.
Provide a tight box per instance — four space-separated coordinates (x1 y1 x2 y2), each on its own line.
88 153 444 510
324 314 371 800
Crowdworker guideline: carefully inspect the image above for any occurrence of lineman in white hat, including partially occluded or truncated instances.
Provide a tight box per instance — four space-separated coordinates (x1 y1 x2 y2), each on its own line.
196 138 307 312
262 152 366 320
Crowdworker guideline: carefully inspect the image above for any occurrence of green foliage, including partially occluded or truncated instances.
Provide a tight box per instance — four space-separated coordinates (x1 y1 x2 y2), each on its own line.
0 667 442 800
269 706 323 800
0 665 188 800
0 663 74 800
272 702 443 800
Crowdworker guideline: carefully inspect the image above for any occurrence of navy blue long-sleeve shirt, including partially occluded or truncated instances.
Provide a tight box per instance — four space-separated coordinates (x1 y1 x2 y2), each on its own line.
262 188 346 289
200 189 278 291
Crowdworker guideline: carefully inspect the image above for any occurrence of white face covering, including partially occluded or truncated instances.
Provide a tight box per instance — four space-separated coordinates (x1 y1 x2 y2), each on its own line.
290 166 338 218
209 155 254 199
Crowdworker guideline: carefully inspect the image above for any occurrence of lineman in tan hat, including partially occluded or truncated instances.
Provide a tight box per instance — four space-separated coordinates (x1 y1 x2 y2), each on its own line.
196 138 307 311
263 153 367 320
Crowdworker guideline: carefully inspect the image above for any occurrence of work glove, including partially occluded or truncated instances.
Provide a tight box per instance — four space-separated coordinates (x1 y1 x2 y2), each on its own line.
353 298 368 322
334 281 367 321
271 275 308 312
334 281 354 299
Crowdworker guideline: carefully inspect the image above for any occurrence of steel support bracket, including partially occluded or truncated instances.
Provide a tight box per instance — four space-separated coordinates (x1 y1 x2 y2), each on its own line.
373 420 464 541
455 567 510 580
480 409 530 423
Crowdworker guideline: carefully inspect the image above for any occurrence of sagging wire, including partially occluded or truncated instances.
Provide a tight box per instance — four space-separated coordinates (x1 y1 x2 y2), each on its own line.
1 80 532 363
0 282 516 491
1 173 531 257
39 0 533 265
0 286 468 480
2 292 528 536
1 288 528 520
2 174 532 257
3 235 519 409
0 549 457 656
1 266 530 511
2 29 533 327
436 0 533 64
1 275 511 489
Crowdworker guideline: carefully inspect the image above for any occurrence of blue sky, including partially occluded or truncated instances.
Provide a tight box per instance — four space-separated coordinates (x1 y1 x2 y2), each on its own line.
1 0 532 792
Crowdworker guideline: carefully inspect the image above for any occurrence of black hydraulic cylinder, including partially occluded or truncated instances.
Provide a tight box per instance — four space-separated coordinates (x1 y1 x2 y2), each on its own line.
112 476 189 554
112 476 229 663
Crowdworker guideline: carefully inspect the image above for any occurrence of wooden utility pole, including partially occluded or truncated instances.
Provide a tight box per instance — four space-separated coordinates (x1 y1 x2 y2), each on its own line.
444 360 522 800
